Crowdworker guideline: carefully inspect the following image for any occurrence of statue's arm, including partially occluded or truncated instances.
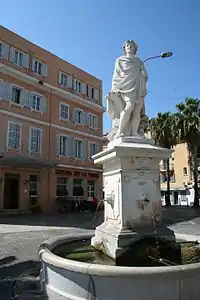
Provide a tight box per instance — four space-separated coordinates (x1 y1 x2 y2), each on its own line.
112 58 124 91
140 61 148 81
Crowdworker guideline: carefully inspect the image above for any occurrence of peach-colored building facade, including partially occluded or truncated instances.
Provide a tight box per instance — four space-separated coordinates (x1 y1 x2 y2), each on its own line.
0 26 105 213
160 143 194 206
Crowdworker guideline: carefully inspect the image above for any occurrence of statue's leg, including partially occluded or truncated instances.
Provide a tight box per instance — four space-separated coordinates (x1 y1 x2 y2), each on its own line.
131 99 143 136
115 101 134 138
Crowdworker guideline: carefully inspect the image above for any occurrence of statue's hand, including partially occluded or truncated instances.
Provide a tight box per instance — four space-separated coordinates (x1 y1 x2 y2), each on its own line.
111 89 121 95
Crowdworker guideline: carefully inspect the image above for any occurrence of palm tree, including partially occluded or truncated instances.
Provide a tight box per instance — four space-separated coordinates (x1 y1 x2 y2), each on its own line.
175 98 200 207
149 112 176 206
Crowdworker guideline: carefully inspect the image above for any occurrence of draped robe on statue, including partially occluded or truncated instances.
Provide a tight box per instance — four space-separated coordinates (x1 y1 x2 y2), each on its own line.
106 55 148 139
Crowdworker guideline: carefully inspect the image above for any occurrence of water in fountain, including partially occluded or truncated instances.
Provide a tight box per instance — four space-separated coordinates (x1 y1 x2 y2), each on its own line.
57 200 200 267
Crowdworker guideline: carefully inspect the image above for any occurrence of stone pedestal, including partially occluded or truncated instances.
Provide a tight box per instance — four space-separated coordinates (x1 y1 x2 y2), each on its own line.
91 136 175 259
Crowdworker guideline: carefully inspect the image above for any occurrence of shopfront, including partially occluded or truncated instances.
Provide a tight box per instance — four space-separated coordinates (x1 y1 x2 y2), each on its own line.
55 168 102 200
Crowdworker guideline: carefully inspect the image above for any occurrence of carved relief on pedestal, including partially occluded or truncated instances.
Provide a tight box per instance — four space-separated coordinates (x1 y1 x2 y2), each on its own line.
138 180 147 185
104 175 122 222
136 167 150 176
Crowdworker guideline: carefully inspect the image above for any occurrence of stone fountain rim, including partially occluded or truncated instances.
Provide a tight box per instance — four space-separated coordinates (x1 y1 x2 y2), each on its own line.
39 231 200 278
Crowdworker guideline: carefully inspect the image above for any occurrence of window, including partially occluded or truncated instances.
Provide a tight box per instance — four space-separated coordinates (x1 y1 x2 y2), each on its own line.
86 84 90 97
0 42 9 60
29 175 38 196
12 86 21 104
75 139 84 159
60 73 67 87
7 122 21 149
34 59 42 75
73 179 83 196
77 81 81 93
60 103 69 120
88 114 97 129
57 135 69 156
14 50 23 66
73 109 84 124
29 127 42 154
32 58 48 76
88 180 96 197
56 177 68 196
89 142 96 160
32 94 41 111
91 87 94 99
183 167 188 176
76 110 82 123
74 79 82 92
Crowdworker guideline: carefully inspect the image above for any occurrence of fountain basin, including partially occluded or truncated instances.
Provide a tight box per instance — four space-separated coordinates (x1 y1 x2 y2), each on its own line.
39 231 200 300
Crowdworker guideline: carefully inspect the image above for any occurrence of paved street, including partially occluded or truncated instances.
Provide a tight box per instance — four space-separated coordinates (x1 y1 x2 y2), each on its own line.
0 208 200 299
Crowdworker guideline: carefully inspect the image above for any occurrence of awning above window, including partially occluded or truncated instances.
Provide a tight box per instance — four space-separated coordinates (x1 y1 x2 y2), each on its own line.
0 154 57 169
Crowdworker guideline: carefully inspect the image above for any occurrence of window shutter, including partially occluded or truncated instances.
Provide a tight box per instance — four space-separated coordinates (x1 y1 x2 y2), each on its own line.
69 137 75 157
0 82 12 101
2 43 9 59
96 144 100 153
95 116 98 129
73 78 77 91
38 129 42 153
8 123 13 148
81 141 85 160
32 58 36 71
58 71 62 84
80 111 85 125
94 88 99 101
87 85 91 98
72 109 76 123
41 97 47 112
9 47 15 63
67 75 73 88
56 135 61 155
20 89 30 106
42 63 48 77
85 113 90 126
65 136 70 156
28 92 34 108
81 83 86 94
22 53 29 68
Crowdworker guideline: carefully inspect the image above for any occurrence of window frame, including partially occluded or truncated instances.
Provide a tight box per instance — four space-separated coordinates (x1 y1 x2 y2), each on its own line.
59 102 69 121
14 49 23 66
29 126 43 155
7 121 22 150
88 113 97 129
88 142 96 160
11 85 22 104
58 134 69 156
74 138 84 159
88 180 96 197
29 175 39 197
56 177 68 196
33 59 43 76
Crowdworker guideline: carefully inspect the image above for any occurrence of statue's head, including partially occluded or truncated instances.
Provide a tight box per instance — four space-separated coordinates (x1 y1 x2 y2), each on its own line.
123 40 138 56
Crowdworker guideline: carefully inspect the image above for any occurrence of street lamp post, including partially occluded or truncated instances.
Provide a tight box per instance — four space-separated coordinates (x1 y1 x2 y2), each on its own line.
144 52 173 63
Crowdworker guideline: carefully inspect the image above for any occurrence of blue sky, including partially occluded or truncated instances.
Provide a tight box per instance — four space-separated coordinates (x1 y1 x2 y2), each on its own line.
1 0 199 133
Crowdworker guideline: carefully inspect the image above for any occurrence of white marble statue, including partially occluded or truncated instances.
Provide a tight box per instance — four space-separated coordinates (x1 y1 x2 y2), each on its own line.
106 40 148 140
